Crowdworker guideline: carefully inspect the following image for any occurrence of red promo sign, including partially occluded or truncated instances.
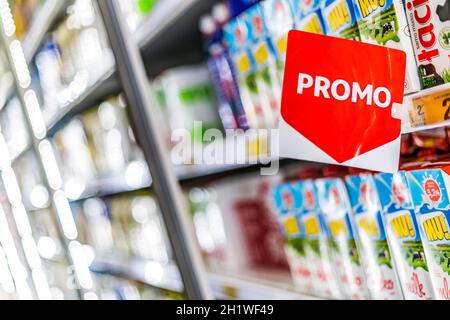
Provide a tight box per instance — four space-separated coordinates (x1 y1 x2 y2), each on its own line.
279 31 407 173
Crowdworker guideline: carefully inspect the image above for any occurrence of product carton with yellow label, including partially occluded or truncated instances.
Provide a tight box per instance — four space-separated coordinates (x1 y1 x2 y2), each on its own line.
261 0 295 85
272 182 317 295
351 0 420 94
223 16 264 129
321 0 361 40
290 0 327 34
405 163 450 300
316 177 369 299
374 172 434 299
244 3 281 127
345 173 404 299
273 180 342 298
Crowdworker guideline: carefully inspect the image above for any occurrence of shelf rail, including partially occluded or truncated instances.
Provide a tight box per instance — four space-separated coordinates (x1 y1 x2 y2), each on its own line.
98 0 213 300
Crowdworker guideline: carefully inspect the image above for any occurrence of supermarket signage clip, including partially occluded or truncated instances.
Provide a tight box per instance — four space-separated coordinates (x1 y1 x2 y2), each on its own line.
279 30 407 173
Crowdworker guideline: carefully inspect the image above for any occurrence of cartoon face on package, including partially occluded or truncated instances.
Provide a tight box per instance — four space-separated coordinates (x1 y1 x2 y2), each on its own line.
321 0 361 40
345 174 403 300
316 178 369 299
272 183 316 295
296 180 342 298
406 168 450 300
374 172 434 300
405 0 450 89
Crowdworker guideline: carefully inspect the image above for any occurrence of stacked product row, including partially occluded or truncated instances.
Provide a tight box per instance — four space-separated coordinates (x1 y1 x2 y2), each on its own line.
273 155 450 300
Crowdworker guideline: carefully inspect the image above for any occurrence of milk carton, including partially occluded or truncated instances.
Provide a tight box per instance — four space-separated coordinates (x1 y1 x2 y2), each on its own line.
374 172 434 299
404 0 450 89
261 0 295 86
316 178 370 299
224 16 265 129
321 0 361 40
405 164 450 300
291 0 327 34
351 0 421 94
295 179 342 298
346 173 404 299
244 4 280 127
272 182 317 295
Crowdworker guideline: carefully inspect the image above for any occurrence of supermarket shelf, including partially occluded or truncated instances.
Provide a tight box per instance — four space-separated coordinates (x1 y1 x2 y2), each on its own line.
67 162 281 202
90 255 318 300
209 269 319 300
90 255 183 293
21 0 67 62
46 64 120 136
138 0 216 77
66 166 152 202
402 82 450 134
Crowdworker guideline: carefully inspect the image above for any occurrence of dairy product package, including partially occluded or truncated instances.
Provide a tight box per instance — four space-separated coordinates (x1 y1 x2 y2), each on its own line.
156 65 221 142
405 164 450 300
345 173 404 299
290 0 327 34
375 172 435 299
261 0 295 86
224 16 267 128
272 182 317 295
244 4 280 127
351 0 421 94
295 179 343 298
321 0 361 40
405 0 450 89
316 178 369 299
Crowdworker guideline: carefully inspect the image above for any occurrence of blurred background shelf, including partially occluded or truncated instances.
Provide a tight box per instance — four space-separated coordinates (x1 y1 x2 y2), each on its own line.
90 255 183 293
208 269 319 300
46 65 119 136
21 0 67 62
137 0 216 77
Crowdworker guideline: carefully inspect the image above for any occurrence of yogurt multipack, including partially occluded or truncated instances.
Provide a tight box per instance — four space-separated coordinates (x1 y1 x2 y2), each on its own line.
405 0 450 89
351 0 421 94
374 172 434 299
346 173 404 299
316 177 369 299
405 163 450 300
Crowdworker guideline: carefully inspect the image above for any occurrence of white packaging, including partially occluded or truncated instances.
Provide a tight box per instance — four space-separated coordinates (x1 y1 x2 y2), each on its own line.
352 0 421 94
405 0 450 89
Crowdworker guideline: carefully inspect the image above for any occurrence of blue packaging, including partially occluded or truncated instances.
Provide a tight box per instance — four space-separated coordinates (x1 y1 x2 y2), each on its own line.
345 173 403 299
320 0 360 40
227 0 261 17
316 177 369 299
294 179 342 298
223 17 263 129
374 172 434 300
243 4 280 128
272 183 316 295
405 165 450 300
